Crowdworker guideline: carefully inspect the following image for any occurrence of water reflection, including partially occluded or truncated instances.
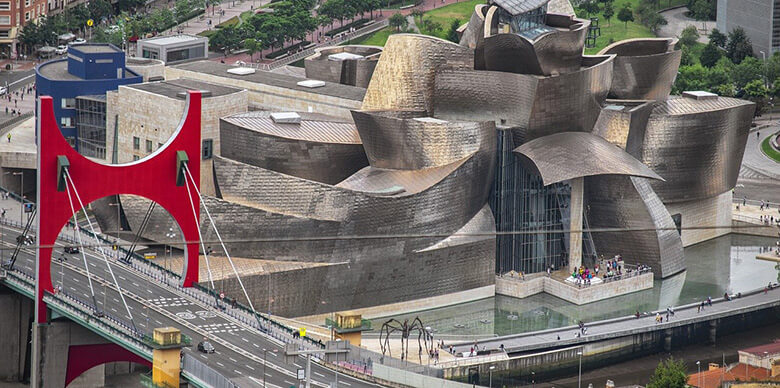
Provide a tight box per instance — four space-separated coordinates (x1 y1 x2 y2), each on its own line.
371 234 780 336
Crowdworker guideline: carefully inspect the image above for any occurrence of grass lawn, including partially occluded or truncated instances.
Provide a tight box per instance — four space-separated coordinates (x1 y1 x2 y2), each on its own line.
579 0 688 54
419 0 482 39
761 135 780 163
347 26 397 46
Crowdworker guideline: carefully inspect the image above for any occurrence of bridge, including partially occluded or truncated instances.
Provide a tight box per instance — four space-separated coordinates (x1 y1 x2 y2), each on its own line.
439 283 780 384
0 92 387 388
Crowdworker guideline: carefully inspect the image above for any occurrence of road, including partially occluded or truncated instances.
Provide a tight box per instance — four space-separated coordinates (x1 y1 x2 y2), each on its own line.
1 223 378 388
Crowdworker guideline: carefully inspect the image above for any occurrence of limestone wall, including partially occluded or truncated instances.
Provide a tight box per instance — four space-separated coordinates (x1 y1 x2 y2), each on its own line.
665 191 733 247
495 272 654 305
105 85 248 195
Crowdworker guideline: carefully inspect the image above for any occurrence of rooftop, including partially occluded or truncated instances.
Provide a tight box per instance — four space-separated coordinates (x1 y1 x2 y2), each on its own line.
172 60 366 101
222 111 361 144
126 78 243 99
37 59 139 81
687 363 777 388
741 340 780 357
140 34 206 46
653 94 755 115
491 0 550 16
71 44 122 54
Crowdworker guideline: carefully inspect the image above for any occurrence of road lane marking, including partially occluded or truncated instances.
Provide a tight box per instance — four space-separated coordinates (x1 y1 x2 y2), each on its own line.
314 372 325 377
246 365 254 371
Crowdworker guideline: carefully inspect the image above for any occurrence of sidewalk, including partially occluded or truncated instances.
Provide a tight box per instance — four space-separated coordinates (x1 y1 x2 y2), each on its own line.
167 0 270 37
742 128 780 180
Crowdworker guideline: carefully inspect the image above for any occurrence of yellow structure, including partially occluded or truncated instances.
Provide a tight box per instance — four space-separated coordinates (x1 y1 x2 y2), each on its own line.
151 327 183 388
329 312 370 347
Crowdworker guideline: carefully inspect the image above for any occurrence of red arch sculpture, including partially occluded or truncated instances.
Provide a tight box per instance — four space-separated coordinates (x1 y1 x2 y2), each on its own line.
65 343 151 387
36 92 202 323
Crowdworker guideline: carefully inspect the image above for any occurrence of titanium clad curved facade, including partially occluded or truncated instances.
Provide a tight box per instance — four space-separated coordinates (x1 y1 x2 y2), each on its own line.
598 38 681 101
585 175 685 278
482 11 589 76
433 55 613 142
641 95 755 203
351 110 492 170
592 100 654 158
362 34 473 113
459 4 489 69
547 0 575 15
513 132 662 185
304 45 382 88
219 112 368 185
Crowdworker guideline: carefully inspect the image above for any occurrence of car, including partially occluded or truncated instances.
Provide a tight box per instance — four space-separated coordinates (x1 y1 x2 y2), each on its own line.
64 246 79 254
55 45 67 55
0 86 6 95
16 235 33 245
69 38 86 46
197 341 215 354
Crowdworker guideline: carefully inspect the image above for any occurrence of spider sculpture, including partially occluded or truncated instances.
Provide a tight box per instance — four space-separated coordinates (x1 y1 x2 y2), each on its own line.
379 317 433 361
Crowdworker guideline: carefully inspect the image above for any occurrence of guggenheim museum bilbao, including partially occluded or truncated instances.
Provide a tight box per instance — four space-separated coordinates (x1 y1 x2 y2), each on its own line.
93 0 755 317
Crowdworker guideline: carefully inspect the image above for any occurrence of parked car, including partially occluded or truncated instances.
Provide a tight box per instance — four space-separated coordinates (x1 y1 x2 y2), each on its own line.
0 86 6 95
16 235 33 245
197 341 215 354
64 246 79 254
69 38 86 46
55 45 67 55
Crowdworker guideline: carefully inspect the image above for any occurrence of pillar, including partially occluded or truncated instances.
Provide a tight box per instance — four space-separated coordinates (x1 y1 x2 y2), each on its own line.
663 328 672 352
569 177 584 274
0 289 33 382
709 320 717 345
151 327 183 388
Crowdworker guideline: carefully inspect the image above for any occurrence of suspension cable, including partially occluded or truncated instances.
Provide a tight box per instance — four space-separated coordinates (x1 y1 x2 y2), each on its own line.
65 171 138 334
183 165 264 328
182 170 219 304
63 171 100 313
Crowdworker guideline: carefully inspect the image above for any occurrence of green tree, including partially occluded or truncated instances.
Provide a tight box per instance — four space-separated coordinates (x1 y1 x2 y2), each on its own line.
174 0 195 24
716 83 736 97
602 2 614 26
744 79 769 116
646 358 687 388
617 4 633 30
117 0 145 13
88 0 113 22
709 27 726 47
732 56 763 90
420 16 441 36
674 63 707 92
243 38 260 61
446 19 461 43
643 11 667 33
679 45 694 66
689 0 711 21
389 12 407 32
700 42 721 67
727 27 754 64
580 1 600 18
679 25 699 47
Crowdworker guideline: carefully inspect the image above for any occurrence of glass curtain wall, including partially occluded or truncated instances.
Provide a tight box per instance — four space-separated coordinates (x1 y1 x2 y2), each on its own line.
76 96 107 160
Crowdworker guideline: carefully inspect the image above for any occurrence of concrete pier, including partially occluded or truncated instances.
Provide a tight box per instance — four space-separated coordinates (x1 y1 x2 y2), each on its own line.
0 287 33 383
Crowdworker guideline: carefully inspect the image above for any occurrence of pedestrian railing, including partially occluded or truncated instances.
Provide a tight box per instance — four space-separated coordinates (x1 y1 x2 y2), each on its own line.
182 353 239 388
0 111 33 132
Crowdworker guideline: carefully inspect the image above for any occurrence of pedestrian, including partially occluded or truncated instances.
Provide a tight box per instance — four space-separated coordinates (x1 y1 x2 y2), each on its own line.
697 305 701 313
6 133 10 143
4 106 6 115
758 131 761 139
707 296 712 307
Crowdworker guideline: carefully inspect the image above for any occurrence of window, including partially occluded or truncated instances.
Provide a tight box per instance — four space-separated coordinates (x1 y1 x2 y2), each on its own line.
24 0 29 6
132 136 140 150
133 155 139 161
0 2 10 10
145 139 152 152
61 97 75 109
202 139 213 160
24 11 29 21
0 16 9 25
158 142 163 149
60 117 72 127
0 30 9 37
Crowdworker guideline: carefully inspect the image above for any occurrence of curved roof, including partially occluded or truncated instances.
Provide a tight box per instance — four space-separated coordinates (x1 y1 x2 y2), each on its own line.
513 132 663 185
222 111 362 144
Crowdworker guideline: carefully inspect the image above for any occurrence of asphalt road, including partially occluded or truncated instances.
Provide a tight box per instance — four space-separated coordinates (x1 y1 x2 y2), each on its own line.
1 224 379 388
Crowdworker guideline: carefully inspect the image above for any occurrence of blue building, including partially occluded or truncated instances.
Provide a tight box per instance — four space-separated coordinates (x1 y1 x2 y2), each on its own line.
35 44 143 156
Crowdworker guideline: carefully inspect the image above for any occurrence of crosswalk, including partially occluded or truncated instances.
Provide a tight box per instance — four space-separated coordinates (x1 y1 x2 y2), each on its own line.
147 296 191 307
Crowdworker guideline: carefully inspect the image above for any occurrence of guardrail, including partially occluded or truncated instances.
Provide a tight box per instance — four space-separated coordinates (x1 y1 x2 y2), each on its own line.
182 353 239 388
0 111 33 132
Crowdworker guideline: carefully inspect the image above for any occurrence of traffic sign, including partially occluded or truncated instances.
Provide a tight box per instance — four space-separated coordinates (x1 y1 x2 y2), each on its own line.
297 368 305 380
86 19 93 27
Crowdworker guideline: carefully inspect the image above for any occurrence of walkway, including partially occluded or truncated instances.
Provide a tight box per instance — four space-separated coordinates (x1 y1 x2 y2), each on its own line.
449 284 780 356
657 6 711 43
742 127 780 180
169 0 269 37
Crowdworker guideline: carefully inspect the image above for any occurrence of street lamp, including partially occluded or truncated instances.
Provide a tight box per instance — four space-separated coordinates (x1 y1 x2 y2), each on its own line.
761 51 768 88
488 365 495 388
165 228 176 279
262 348 278 387
577 350 583 388
531 371 535 388
696 360 701 388
108 198 123 235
